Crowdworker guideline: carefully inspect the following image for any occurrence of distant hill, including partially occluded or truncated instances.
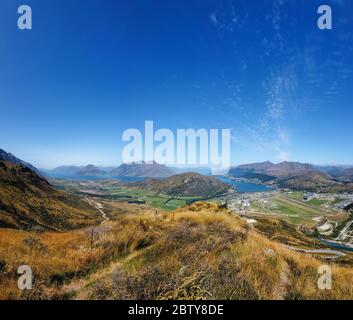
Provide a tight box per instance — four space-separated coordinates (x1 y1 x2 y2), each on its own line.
110 161 175 178
0 161 101 230
98 166 116 173
266 161 317 177
129 172 232 197
50 165 83 175
228 163 276 182
171 166 213 176
76 165 107 177
45 162 176 179
276 171 336 191
236 161 276 173
45 165 109 178
233 161 318 178
342 168 353 182
316 165 353 182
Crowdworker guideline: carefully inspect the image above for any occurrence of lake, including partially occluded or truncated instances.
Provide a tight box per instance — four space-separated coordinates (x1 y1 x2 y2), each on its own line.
218 176 273 193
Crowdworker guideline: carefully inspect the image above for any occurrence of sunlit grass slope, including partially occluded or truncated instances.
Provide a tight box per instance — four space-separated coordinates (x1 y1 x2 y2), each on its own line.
1 202 353 300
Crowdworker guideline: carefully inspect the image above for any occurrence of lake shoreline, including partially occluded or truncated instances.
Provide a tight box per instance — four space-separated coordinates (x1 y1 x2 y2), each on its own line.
218 176 275 193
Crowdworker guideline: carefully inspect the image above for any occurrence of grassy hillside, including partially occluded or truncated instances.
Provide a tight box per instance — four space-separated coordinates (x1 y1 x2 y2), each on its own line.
277 171 336 191
278 172 353 192
129 172 231 197
0 161 102 231
1 202 353 300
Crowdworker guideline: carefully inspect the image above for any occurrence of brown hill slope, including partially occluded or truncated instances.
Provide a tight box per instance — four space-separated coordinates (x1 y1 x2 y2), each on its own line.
0 161 101 230
277 171 335 191
277 171 353 192
341 168 353 182
0 148 38 173
129 172 232 197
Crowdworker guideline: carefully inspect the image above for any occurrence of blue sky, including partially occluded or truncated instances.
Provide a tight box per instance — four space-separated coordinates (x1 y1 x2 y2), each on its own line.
0 0 352 168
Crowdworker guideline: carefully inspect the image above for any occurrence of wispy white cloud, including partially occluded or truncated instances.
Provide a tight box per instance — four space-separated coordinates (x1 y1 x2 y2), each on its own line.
207 0 353 163
209 12 218 26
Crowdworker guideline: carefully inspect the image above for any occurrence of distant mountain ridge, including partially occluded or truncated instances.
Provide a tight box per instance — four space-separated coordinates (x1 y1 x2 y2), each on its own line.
316 165 353 182
0 148 38 173
76 165 107 177
45 161 175 179
110 161 175 178
50 165 84 175
229 161 353 191
233 161 319 178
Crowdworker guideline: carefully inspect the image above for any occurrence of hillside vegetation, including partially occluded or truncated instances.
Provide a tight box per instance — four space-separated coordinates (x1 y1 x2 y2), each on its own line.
277 171 336 191
129 172 231 197
1 202 353 300
0 161 101 231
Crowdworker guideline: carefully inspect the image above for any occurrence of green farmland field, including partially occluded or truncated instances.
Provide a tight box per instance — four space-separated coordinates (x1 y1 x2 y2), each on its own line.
103 186 202 211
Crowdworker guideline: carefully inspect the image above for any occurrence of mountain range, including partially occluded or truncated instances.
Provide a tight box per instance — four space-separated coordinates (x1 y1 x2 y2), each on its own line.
44 161 176 179
43 158 353 183
229 161 353 191
3 146 353 193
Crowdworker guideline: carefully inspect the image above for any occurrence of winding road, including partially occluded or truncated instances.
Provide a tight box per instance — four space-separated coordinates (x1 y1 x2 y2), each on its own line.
281 244 346 259
85 197 110 224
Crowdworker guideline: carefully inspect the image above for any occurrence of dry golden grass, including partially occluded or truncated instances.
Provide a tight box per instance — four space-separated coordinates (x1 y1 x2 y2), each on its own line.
1 201 353 300
0 225 124 299
0 161 102 230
